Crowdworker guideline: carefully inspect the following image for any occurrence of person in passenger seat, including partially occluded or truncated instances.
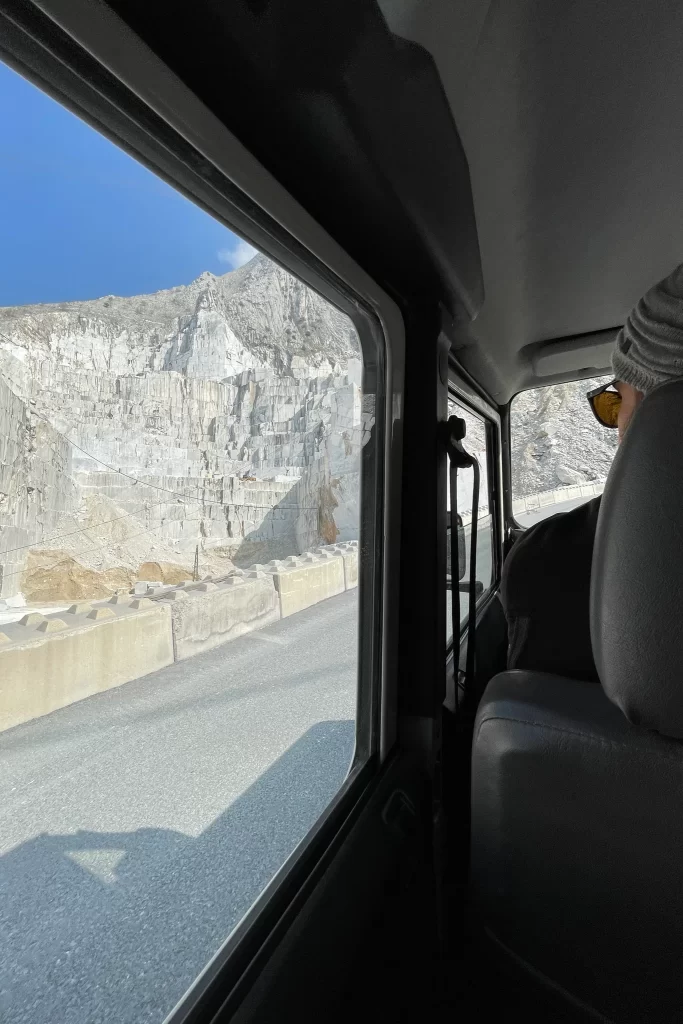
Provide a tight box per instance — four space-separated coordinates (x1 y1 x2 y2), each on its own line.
501 262 683 681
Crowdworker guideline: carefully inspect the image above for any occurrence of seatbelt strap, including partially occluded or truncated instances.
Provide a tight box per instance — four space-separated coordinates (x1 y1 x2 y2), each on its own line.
445 415 480 707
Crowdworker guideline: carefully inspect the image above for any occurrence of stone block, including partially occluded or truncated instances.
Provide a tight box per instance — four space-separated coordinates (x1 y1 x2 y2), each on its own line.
271 556 345 617
170 576 280 661
0 603 174 732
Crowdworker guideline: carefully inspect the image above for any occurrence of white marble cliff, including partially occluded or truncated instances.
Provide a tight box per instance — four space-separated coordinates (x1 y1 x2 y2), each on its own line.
0 255 364 600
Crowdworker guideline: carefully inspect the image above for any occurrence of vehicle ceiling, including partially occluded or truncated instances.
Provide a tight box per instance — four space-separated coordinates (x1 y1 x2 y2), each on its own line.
97 0 683 403
381 0 683 400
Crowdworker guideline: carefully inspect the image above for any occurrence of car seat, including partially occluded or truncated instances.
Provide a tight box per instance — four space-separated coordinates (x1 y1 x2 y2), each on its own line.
470 380 683 1023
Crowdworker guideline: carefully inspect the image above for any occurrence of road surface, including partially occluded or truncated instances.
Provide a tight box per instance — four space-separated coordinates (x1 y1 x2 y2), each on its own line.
0 590 358 1024
515 495 594 527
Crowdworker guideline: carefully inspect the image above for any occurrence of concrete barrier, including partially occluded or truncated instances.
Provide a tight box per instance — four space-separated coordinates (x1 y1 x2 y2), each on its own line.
0 597 174 732
163 575 280 662
265 553 345 617
510 480 604 517
0 539 361 733
320 541 359 589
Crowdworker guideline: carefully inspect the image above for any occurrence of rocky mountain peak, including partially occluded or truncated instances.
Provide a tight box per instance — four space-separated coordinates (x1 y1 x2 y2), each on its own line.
0 252 360 385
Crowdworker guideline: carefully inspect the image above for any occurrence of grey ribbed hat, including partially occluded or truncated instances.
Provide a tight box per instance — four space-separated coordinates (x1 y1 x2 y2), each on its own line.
612 263 683 394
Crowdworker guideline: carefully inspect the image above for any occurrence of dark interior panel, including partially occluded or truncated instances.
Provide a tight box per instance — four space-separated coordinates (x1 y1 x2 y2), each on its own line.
227 752 435 1024
106 0 483 323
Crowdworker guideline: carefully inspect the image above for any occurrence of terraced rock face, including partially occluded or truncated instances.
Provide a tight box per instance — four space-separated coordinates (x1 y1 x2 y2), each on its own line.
511 376 618 499
0 255 364 600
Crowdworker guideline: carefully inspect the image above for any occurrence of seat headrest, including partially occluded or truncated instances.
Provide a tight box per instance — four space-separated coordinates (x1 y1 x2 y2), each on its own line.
592 379 683 737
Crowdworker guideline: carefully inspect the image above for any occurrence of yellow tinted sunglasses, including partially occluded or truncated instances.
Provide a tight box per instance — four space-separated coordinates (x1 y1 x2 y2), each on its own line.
587 379 621 428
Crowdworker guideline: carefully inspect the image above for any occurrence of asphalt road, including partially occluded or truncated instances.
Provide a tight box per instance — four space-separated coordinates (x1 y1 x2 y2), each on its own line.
0 590 358 1024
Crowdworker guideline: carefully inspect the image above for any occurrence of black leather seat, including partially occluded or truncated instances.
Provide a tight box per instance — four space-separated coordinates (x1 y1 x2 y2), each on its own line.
470 380 683 1023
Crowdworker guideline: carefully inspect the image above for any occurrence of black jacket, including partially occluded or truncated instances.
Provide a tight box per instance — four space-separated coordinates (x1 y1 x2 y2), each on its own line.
500 496 602 683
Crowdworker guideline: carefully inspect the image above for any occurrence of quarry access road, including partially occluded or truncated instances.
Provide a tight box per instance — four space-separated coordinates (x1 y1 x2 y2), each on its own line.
0 589 357 1024
515 495 593 527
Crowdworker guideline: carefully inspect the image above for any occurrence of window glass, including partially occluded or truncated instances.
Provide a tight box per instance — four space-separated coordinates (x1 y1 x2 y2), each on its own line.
446 398 494 645
0 61 372 1024
510 376 618 526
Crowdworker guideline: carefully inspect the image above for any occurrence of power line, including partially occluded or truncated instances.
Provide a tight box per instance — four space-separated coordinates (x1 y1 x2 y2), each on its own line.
1 500 316 584
30 411 319 511
0 494 197 559
0 487 317 563
0 509 206 584
0 414 320 512
0 372 360 561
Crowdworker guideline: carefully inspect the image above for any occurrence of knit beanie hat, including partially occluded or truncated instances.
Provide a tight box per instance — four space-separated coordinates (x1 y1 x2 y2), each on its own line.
612 263 683 394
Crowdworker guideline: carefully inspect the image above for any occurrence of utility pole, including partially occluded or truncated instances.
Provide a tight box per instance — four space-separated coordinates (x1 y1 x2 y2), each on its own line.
193 544 199 581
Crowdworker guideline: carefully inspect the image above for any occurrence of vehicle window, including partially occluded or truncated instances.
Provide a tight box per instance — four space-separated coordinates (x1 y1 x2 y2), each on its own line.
510 376 618 526
0 61 375 1024
446 398 494 645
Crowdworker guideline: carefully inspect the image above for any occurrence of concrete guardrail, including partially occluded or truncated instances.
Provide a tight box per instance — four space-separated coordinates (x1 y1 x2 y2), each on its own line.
0 597 173 732
163 575 280 662
456 481 606 528
0 540 359 731
265 552 345 617
511 481 604 516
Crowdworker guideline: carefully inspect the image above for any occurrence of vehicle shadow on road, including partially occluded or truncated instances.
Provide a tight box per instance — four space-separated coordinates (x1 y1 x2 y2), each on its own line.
0 719 355 1024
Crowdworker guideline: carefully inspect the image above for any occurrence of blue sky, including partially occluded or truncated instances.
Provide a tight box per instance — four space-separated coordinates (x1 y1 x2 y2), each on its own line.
0 61 257 308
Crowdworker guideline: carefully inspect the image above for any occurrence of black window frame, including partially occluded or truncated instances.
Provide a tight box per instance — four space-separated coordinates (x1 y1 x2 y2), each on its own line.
446 375 503 655
0 4 402 1022
504 374 614 534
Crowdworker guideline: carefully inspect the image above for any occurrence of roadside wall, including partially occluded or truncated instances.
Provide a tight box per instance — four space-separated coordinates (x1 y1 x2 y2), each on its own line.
266 553 345 618
165 576 280 661
456 481 606 528
0 598 173 731
511 481 604 517
0 541 359 732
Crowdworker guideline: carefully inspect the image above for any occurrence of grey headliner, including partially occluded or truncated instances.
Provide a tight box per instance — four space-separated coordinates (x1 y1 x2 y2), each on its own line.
381 0 683 402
